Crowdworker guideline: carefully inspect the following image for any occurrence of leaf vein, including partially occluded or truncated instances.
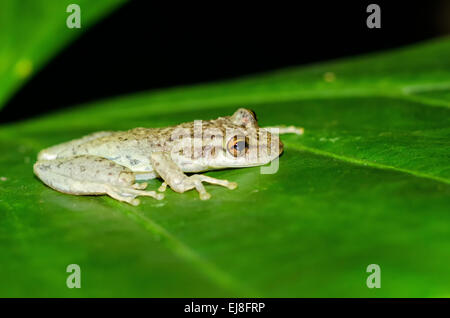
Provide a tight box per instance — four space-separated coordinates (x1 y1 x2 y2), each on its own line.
286 143 450 185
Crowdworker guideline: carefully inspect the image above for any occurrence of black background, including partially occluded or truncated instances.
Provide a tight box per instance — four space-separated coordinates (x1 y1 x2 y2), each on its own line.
2 0 449 123
0 298 448 315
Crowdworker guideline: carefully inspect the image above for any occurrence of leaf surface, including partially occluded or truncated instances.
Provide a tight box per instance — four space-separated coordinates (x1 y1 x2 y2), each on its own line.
0 38 449 297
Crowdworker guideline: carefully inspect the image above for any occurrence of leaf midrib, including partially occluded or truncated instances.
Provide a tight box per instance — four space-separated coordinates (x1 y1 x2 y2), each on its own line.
285 143 450 185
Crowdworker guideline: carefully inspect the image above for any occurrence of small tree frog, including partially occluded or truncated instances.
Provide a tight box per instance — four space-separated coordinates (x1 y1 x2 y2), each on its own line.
34 108 303 205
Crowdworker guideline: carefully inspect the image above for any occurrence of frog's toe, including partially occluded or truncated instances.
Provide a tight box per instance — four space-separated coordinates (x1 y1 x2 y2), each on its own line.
127 188 164 201
132 182 148 190
191 174 237 190
105 187 141 205
187 174 237 200
286 125 304 135
227 182 238 190
130 198 140 206
199 192 211 200
264 125 304 135
158 182 168 192
106 185 164 205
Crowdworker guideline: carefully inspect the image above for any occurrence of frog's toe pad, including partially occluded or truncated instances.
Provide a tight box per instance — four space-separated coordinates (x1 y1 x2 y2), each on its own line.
227 182 238 190
130 198 140 206
106 186 164 205
132 182 148 190
199 192 212 200
158 182 168 192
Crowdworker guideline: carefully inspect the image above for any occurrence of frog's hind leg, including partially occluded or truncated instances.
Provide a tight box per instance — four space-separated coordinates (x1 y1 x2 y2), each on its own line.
105 184 163 206
34 155 163 205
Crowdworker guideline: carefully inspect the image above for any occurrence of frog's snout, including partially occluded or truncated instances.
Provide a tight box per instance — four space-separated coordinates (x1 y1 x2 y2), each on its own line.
278 140 284 155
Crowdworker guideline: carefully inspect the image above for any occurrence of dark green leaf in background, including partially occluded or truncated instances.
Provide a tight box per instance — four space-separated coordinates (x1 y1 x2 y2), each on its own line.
0 3 449 297
0 0 125 109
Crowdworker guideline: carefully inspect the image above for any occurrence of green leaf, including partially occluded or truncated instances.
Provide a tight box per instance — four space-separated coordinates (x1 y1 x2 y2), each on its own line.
0 0 125 109
0 38 449 297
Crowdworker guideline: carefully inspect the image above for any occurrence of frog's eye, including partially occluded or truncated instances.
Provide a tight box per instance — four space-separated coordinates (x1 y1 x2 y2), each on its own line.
227 136 249 157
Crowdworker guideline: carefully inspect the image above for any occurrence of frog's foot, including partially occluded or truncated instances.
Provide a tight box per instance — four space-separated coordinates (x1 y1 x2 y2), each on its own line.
150 152 237 200
34 155 164 206
132 182 148 190
158 182 168 192
106 185 164 206
189 175 237 200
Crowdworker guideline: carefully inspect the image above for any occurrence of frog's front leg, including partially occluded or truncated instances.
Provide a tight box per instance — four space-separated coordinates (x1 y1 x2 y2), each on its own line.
263 125 304 135
150 152 237 200
34 155 163 206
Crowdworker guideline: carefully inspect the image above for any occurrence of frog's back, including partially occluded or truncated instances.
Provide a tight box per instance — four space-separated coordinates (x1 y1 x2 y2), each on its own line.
38 128 171 173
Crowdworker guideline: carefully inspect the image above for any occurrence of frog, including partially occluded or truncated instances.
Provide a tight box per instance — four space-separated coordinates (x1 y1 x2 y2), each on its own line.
33 108 303 205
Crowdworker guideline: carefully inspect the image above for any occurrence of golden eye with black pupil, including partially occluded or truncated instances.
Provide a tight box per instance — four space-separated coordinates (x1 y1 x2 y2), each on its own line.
227 136 248 157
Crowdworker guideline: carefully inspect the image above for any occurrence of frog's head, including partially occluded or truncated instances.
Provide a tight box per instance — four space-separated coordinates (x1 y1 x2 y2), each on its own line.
224 108 283 166
196 108 284 170
170 108 284 171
